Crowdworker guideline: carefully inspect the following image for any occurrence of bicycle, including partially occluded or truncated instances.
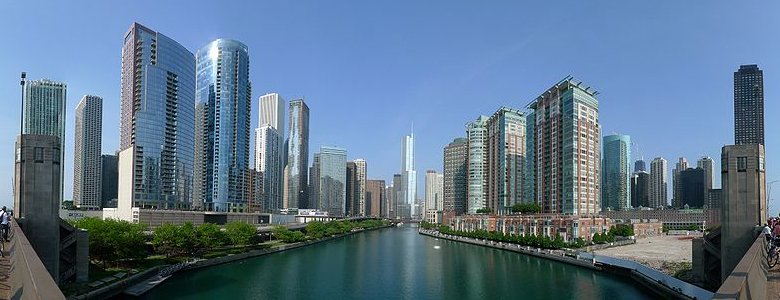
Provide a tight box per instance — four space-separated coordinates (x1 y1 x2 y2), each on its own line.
768 236 779 268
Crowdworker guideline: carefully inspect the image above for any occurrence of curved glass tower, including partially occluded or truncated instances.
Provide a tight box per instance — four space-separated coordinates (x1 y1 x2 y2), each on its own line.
195 39 252 212
120 22 195 209
602 134 631 211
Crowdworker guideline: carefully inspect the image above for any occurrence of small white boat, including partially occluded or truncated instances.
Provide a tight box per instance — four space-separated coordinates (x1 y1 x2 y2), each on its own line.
396 222 404 227
433 246 441 250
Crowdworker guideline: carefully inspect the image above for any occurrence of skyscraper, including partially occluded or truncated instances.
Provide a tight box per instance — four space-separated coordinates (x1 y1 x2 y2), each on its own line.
630 171 650 208
73 95 103 209
22 78 67 207
680 168 706 208
316 146 347 216
309 154 320 209
401 132 417 219
443 137 468 219
354 159 367 216
101 154 118 208
392 174 403 218
697 156 714 191
466 116 488 214
424 170 444 212
287 99 310 209
194 39 252 212
720 144 766 280
256 93 285 212
486 107 526 213
528 76 601 215
602 134 631 211
672 157 689 208
346 161 357 215
634 159 646 173
733 64 764 145
649 157 668 208
119 22 195 210
365 180 385 217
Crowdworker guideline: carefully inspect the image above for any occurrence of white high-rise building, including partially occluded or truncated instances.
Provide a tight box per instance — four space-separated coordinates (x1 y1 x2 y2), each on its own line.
466 116 488 214
401 132 417 219
255 93 286 212
425 170 444 211
649 157 668 208
74 95 103 209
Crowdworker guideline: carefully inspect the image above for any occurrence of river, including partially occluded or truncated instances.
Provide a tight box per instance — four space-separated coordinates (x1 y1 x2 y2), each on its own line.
144 225 654 299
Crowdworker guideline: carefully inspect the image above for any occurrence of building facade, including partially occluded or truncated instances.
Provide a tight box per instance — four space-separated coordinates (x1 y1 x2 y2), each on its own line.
317 147 347 216
73 95 103 209
346 161 357 216
697 156 714 191
352 159 367 216
120 22 195 210
466 116 488 214
720 144 766 280
366 180 386 217
309 154 320 210
255 93 285 212
486 107 526 213
527 77 601 215
443 137 468 220
680 168 706 208
101 154 118 208
733 64 764 145
602 134 631 211
634 159 646 173
672 157 689 208
449 214 612 242
649 157 668 208
287 99 310 209
194 39 252 212
630 171 650 208
401 133 417 219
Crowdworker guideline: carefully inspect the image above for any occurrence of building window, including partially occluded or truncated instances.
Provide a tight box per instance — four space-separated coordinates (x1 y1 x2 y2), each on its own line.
737 157 747 172
34 147 44 163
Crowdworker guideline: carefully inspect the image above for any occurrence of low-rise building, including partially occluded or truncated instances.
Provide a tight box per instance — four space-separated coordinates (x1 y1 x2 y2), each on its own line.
601 208 707 230
449 214 612 242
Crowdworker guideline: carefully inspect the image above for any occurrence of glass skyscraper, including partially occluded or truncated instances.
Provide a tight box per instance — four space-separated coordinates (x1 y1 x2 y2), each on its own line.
317 146 347 216
466 116 488 214
528 76 601 215
120 22 195 209
443 137 468 217
733 64 764 145
256 93 285 212
194 39 252 212
74 95 103 209
401 132 417 219
287 99 310 209
601 134 631 211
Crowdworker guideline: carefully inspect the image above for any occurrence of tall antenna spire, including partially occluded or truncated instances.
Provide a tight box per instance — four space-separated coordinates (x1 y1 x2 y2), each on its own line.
411 121 414 137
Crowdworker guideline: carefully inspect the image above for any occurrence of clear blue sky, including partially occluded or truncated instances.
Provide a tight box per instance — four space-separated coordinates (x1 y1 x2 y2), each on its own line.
0 1 778 213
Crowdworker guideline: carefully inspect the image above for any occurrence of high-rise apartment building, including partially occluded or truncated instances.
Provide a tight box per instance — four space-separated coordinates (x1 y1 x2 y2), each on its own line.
466 116 488 214
486 107 526 213
720 144 766 280
649 157 668 208
255 93 285 212
443 138 468 219
365 180 385 217
400 132 416 218
119 22 195 210
73 95 103 209
602 134 631 211
101 154 118 208
23 78 67 207
354 159 367 216
672 157 689 208
194 39 252 212
697 156 714 191
346 161 357 216
424 170 444 212
287 99 310 209
392 174 403 218
527 77 601 215
309 154 320 209
733 65 764 145
630 171 650 208
316 146 347 216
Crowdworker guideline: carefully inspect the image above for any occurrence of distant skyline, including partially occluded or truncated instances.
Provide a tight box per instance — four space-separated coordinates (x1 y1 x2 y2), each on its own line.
0 2 777 214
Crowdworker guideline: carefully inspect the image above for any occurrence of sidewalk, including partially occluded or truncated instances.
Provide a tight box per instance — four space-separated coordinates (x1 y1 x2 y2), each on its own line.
0 253 10 299
768 266 780 299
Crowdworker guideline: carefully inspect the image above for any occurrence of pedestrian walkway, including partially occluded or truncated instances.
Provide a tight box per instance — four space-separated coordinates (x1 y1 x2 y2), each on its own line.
0 253 10 299
768 265 780 299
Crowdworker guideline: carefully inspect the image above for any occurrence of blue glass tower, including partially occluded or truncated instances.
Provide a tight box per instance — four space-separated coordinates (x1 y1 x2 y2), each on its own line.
194 39 252 212
120 22 195 209
602 134 631 211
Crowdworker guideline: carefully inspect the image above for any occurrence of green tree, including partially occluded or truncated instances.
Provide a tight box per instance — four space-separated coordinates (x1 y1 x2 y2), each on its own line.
225 221 257 246
71 217 147 266
305 221 327 239
476 208 493 214
197 223 226 250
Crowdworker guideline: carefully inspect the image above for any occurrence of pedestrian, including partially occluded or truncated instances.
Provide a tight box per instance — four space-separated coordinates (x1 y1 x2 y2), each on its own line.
0 206 9 242
764 223 772 243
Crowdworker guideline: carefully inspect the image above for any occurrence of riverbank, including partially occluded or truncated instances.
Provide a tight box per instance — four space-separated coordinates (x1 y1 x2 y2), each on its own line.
419 229 713 300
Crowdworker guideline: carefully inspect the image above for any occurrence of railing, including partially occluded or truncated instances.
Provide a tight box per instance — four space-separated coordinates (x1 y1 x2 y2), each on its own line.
8 224 66 300
713 235 766 300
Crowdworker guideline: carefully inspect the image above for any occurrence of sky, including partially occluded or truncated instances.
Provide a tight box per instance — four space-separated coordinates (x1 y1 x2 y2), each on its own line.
0 1 778 213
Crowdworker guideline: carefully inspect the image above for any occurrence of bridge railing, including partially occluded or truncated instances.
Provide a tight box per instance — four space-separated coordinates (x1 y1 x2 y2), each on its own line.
8 222 66 299
713 235 766 300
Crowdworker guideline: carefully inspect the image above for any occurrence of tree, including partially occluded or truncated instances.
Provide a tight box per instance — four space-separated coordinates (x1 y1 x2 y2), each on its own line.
476 208 493 214
305 221 327 239
225 221 257 246
609 224 635 237
71 217 147 266
197 223 226 250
